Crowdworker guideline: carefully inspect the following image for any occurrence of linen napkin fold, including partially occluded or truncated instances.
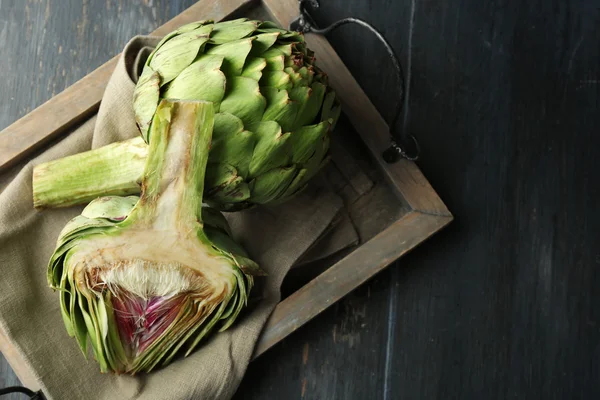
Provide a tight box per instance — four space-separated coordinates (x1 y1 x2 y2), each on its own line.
0 36 359 400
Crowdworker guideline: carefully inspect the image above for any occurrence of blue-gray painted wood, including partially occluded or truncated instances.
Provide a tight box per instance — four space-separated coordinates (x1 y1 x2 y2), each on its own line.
2 1 599 399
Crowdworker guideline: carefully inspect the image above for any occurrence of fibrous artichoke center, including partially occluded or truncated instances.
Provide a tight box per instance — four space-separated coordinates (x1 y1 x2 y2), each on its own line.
69 231 233 361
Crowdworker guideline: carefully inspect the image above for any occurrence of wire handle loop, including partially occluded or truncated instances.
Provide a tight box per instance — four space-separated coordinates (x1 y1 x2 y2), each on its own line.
290 0 420 162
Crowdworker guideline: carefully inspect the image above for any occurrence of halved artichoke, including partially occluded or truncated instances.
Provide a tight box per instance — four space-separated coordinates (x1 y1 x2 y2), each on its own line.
48 100 263 374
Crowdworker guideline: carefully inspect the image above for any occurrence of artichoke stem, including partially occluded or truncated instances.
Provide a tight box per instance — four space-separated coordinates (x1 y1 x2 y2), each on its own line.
33 137 147 209
128 100 214 228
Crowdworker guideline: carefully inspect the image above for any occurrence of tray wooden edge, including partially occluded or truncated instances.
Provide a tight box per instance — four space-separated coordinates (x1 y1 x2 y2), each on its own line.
0 326 39 390
253 210 452 358
262 0 452 219
0 0 453 390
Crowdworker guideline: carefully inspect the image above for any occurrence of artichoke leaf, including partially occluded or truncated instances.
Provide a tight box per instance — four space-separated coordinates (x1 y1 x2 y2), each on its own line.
248 121 291 178
260 70 292 89
262 48 286 71
321 90 342 128
289 120 330 165
210 19 259 44
81 196 138 222
248 166 297 204
149 33 210 85
164 54 227 106
219 76 266 127
210 116 255 178
249 32 279 56
205 163 251 204
201 208 233 237
133 68 161 140
261 87 299 133
150 22 212 61
293 81 327 128
206 38 254 76
241 56 267 81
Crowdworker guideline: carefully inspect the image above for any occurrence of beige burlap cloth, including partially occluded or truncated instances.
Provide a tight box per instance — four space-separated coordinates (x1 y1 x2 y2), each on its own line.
0 37 365 399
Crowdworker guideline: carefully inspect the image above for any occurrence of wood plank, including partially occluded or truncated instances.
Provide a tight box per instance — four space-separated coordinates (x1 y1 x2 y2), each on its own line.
0 327 39 391
260 1 600 399
0 0 252 171
262 0 451 217
0 0 453 395
253 210 451 357
329 138 374 199
239 268 393 399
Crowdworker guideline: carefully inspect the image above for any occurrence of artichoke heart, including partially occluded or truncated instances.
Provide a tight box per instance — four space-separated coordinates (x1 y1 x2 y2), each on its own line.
48 100 264 374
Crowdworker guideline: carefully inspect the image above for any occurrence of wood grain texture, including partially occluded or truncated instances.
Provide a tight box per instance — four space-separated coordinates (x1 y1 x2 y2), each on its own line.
0 0 251 170
254 211 451 357
0 1 451 397
240 1 600 399
0 328 37 391
3 0 598 399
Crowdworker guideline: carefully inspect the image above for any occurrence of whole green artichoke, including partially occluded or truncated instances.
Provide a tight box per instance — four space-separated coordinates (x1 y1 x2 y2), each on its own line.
134 18 341 210
32 19 341 211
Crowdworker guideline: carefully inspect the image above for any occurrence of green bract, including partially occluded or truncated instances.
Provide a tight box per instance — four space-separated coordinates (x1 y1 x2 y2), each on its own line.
135 18 341 210
48 100 264 374
32 19 341 211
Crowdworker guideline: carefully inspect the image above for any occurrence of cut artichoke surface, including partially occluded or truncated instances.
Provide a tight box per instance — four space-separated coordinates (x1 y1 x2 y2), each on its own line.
48 100 264 374
32 18 341 211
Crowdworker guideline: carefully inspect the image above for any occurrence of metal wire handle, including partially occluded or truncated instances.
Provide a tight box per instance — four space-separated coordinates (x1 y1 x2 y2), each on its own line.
290 0 420 162
0 386 45 399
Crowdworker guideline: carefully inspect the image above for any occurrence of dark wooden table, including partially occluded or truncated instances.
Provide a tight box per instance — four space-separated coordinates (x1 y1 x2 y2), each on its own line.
2 1 599 399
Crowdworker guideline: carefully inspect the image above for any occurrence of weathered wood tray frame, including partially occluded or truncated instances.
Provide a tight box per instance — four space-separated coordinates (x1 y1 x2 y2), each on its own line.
0 0 452 388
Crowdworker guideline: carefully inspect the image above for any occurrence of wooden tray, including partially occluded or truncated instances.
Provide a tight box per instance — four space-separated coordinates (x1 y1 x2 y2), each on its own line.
0 0 452 389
